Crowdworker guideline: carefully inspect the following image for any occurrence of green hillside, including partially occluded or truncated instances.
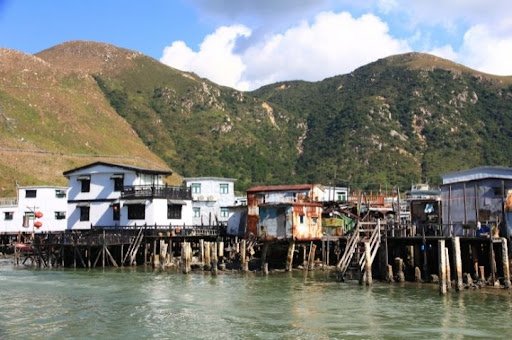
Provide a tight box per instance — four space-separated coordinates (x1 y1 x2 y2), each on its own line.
253 53 512 188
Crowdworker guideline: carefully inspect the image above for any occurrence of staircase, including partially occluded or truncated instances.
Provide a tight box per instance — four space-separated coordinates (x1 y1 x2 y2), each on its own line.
337 220 381 281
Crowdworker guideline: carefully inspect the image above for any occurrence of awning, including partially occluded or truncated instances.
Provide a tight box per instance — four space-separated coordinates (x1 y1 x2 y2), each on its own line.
77 175 90 180
123 200 148 206
76 202 90 207
167 199 186 205
110 174 124 179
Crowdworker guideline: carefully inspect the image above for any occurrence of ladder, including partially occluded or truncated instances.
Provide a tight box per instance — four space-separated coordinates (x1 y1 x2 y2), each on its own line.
337 220 382 280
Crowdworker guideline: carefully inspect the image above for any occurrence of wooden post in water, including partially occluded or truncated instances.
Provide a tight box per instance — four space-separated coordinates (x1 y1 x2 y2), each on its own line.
308 243 317 271
363 241 372 285
501 238 511 288
490 238 497 284
303 244 308 269
386 264 394 283
204 242 211 271
211 242 218 275
414 266 422 282
240 240 247 272
453 237 463 291
438 240 447 295
286 240 295 272
199 239 204 266
445 247 451 290
395 257 405 282
261 242 269 272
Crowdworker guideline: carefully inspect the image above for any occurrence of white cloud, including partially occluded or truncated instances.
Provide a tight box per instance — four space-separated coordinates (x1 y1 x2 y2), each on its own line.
457 24 512 75
160 11 410 90
160 25 251 90
428 45 458 61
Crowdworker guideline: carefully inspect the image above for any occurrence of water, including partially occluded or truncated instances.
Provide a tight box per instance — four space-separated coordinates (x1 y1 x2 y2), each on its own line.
1 259 511 339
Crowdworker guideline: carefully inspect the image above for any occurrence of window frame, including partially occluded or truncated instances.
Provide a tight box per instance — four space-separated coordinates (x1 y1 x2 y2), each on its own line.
79 206 90 221
193 207 200 218
127 204 145 220
54 211 66 220
219 183 229 194
167 204 182 220
25 190 37 198
4 211 14 220
191 183 201 194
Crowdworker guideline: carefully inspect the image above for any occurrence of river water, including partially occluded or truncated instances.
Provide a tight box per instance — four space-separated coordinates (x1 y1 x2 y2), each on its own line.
1 259 511 339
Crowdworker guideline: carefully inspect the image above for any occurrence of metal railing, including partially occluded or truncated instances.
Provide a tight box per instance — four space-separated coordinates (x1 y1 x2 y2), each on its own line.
121 185 192 200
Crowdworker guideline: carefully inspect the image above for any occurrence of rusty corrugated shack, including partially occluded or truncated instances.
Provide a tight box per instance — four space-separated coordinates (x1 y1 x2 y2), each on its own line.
246 184 324 241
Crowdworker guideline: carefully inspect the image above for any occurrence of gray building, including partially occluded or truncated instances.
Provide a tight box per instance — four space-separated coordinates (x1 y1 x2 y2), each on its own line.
441 166 512 238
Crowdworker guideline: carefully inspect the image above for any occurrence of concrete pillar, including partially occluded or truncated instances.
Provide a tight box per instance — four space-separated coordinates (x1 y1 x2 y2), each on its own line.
363 241 372 286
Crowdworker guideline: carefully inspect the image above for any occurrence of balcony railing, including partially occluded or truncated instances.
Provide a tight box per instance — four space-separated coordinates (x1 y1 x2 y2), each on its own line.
0 197 17 207
121 185 192 200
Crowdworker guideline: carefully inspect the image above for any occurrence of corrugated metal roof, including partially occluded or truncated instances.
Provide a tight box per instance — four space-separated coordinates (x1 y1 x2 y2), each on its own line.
247 184 314 193
441 166 512 184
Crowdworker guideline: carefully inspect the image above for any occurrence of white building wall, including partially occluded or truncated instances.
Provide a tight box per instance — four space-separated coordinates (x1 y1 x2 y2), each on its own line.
0 186 68 234
184 177 236 225
322 186 349 202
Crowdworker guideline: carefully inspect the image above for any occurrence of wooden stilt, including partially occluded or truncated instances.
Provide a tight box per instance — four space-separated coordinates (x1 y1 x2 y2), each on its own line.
501 238 511 288
308 243 317 271
453 237 463 291
363 241 372 286
438 240 447 295
261 242 269 272
445 247 451 290
286 240 295 271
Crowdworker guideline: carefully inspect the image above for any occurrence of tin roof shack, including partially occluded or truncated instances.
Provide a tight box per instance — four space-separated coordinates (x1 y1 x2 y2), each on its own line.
441 167 512 238
247 184 324 241
405 184 441 236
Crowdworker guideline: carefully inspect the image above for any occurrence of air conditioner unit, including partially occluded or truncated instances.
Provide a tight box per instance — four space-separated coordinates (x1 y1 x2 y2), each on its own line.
197 195 205 201
208 195 216 201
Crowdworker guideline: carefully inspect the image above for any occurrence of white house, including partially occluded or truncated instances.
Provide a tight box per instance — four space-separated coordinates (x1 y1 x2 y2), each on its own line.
63 162 193 229
183 177 237 225
0 186 68 234
322 186 349 202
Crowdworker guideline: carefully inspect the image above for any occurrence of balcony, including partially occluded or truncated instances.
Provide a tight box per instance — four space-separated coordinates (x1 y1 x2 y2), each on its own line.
121 185 192 200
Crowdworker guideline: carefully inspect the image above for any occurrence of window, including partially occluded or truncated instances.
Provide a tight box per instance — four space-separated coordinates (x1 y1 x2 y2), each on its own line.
25 190 37 198
220 207 229 218
193 207 200 218
191 183 201 194
4 211 13 220
55 211 66 220
220 183 229 194
167 204 182 219
55 189 67 198
127 204 145 220
336 192 347 202
79 206 90 221
112 203 120 221
299 215 304 224
80 178 90 193
112 175 124 192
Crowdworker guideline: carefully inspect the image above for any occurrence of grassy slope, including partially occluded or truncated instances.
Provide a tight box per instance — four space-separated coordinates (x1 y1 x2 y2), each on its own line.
0 48 170 196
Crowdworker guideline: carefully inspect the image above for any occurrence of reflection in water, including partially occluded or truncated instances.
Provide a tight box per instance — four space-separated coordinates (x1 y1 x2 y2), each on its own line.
0 262 512 338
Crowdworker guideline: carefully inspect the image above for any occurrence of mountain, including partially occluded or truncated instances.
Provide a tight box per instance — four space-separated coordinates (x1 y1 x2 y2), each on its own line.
0 46 170 196
252 52 512 187
37 41 304 191
3 41 512 196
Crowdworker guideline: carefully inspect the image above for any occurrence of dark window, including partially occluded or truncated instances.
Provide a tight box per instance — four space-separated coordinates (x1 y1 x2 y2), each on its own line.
113 177 124 192
80 179 90 193
79 206 90 221
55 189 67 198
299 215 304 224
167 204 182 219
112 203 120 221
4 211 13 220
25 190 37 198
55 211 66 220
127 204 145 220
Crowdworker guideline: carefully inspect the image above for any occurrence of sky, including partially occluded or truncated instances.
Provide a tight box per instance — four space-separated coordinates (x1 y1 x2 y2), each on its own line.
1 0 511 91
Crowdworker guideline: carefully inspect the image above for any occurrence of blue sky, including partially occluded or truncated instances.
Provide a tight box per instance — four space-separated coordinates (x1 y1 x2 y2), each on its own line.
1 0 511 90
